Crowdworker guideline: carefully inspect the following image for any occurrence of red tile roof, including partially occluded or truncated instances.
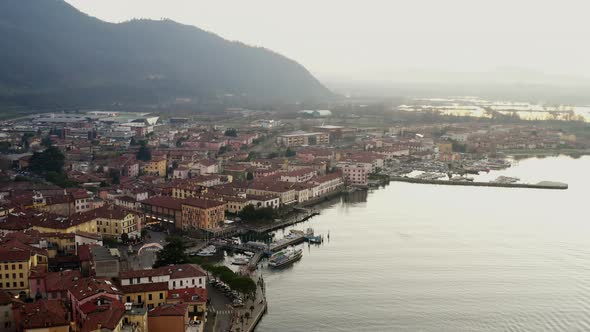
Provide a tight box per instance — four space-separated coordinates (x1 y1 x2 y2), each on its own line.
148 303 188 317
167 287 207 303
119 282 168 294
69 277 121 301
0 249 30 262
16 300 70 329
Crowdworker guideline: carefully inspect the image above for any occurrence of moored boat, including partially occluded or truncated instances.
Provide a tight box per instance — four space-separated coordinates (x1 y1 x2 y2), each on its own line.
269 247 303 268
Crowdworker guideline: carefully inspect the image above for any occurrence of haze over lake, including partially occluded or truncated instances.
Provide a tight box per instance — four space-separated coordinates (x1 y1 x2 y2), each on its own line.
256 155 590 332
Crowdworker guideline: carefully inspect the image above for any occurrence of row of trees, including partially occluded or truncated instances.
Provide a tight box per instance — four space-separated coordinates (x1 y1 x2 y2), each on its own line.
202 264 257 299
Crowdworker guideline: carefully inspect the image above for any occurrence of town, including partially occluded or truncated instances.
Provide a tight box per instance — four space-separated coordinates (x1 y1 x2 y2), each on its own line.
0 105 587 332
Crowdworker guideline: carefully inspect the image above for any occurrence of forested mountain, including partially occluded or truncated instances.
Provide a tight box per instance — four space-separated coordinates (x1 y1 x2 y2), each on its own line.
0 0 331 107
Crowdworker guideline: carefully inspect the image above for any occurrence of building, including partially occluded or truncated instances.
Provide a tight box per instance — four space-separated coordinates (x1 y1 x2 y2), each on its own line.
0 246 43 297
141 196 183 230
12 299 70 332
280 168 317 183
340 163 370 186
141 158 167 177
90 246 121 278
310 172 344 197
120 282 168 310
93 205 140 240
191 160 219 175
147 303 189 332
166 287 207 320
29 269 82 300
68 277 122 324
119 264 207 291
181 198 225 231
276 131 330 147
245 182 297 206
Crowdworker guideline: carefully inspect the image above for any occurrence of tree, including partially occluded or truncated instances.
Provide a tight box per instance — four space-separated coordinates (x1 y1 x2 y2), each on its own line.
130 137 139 146
41 136 53 147
285 148 296 157
224 128 238 137
120 233 129 244
140 228 148 239
137 141 151 161
247 152 258 161
246 172 254 181
153 236 189 268
45 171 78 188
267 152 279 159
29 146 65 174
239 205 274 223
109 169 120 185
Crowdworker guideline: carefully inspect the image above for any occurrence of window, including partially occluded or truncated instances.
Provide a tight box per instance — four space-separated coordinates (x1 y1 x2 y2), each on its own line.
148 294 152 301
180 280 183 286
12 274 15 279
159 293 163 299
19 282 23 287
192 279 195 285
11 265 15 270
173 281 176 287
138 295 142 303
12 282 16 287
127 296 131 303
19 273 23 278
18 264 22 269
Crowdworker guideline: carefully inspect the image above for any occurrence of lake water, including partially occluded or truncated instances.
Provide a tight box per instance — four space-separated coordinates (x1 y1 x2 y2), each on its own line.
255 155 590 332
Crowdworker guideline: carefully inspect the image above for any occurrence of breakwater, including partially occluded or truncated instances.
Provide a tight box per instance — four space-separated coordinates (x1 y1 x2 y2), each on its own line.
389 176 568 190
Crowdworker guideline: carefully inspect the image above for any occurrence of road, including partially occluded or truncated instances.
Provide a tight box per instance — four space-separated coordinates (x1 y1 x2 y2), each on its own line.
205 284 233 332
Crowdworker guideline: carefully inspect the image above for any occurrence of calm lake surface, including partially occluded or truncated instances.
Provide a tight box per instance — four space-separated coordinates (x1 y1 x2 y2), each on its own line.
255 155 590 332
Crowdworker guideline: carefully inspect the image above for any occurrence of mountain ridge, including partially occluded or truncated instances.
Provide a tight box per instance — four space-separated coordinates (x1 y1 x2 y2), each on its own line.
0 0 331 107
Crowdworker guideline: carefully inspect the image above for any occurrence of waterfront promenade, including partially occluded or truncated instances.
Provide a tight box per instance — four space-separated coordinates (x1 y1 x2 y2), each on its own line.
229 277 267 332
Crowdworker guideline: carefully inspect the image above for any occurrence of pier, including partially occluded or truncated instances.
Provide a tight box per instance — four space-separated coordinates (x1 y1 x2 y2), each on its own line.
244 210 320 233
389 176 568 190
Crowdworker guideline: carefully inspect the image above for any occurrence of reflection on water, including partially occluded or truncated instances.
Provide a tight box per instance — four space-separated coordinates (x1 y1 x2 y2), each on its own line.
342 189 368 204
256 156 590 332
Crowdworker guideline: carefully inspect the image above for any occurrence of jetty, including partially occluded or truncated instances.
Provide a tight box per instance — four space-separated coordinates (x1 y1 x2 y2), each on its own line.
244 210 319 233
389 176 568 190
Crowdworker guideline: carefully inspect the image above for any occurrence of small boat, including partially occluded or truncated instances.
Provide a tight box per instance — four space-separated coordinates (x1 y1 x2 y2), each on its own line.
232 257 249 265
269 247 303 268
307 236 322 244
304 228 322 244
196 245 217 257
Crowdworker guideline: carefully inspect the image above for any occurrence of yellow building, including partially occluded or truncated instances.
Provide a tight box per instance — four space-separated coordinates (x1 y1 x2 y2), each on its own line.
120 282 168 310
30 211 97 234
437 142 453 154
141 158 167 177
0 240 47 296
93 205 139 240
0 251 30 295
124 307 148 332
181 198 226 231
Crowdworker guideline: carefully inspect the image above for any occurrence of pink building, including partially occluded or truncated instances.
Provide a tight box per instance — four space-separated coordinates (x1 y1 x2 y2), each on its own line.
341 163 371 186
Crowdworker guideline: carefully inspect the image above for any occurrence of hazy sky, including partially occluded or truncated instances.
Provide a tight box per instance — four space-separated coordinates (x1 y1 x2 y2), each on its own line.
65 0 590 82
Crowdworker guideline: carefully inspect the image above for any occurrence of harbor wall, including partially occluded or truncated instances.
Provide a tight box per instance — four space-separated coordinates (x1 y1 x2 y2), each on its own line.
389 176 568 190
